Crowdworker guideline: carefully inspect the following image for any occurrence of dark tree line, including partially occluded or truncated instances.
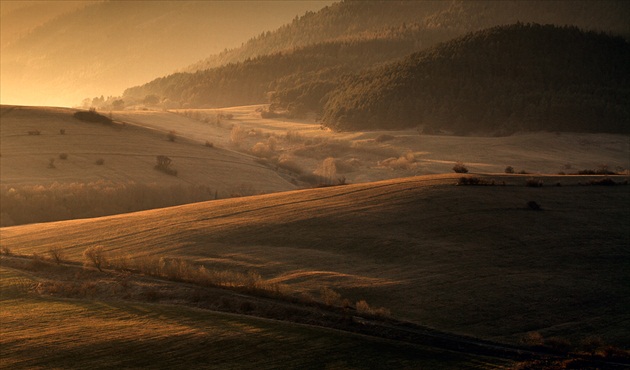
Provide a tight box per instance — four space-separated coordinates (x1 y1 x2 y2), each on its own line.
320 24 630 134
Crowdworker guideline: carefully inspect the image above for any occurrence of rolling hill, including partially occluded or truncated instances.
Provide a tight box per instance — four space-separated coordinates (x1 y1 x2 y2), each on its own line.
0 105 296 226
0 260 513 369
2 174 629 350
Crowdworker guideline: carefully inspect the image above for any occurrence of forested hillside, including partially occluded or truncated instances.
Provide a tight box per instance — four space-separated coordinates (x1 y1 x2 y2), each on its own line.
184 0 630 73
320 24 630 134
122 28 456 108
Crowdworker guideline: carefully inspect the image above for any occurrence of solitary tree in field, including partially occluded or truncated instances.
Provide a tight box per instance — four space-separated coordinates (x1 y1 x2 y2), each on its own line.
83 246 107 271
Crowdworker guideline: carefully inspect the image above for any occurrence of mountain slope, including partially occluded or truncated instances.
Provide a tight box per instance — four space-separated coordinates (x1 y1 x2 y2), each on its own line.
122 34 438 108
321 24 630 134
0 1 332 107
185 0 630 72
3 174 629 347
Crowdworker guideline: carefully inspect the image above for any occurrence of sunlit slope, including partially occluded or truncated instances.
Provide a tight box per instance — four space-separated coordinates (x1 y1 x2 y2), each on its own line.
115 105 630 180
0 105 294 195
0 268 499 369
2 174 629 346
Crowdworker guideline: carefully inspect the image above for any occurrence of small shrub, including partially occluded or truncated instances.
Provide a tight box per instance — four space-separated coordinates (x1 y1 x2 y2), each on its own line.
374 134 395 143
522 331 544 347
527 201 541 210
545 337 572 352
167 130 177 142
355 300 391 317
260 109 279 118
251 141 275 158
589 178 616 186
73 109 113 124
204 141 214 148
580 336 605 354
285 130 302 143
59 153 68 160
525 178 543 187
578 169 597 175
320 287 341 306
154 155 177 176
47 247 64 265
379 152 416 170
505 166 515 174
0 246 12 255
452 162 468 173
59 129 66 135
95 158 105 165
30 253 49 269
230 125 247 147
457 177 485 185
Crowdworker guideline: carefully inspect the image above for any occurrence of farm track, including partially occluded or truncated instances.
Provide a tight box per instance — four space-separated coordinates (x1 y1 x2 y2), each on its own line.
2 255 628 369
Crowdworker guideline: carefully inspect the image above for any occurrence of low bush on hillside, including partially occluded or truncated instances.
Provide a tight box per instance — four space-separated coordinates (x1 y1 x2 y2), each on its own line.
167 130 177 142
250 137 278 159
588 178 618 186
374 134 395 143
59 153 68 160
378 152 416 170
95 158 105 165
154 155 178 176
73 109 113 124
48 247 65 265
452 162 469 173
505 166 515 174
527 201 542 210
355 300 391 318
96 251 389 316
525 178 543 187
457 177 495 186
230 124 247 147
0 181 215 226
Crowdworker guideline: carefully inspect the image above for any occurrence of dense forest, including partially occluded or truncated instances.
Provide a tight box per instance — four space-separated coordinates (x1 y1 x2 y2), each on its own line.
123 27 457 108
184 0 630 73
120 1 630 134
320 24 630 134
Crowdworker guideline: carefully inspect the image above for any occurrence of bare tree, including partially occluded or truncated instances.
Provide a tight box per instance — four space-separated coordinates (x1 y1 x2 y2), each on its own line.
83 246 107 271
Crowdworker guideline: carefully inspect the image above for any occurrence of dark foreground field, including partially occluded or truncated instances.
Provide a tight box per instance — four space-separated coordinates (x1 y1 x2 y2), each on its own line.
1 174 629 368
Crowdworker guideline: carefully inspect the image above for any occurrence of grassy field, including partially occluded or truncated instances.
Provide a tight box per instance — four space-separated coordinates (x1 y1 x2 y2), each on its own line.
0 105 296 225
0 105 294 191
116 105 630 183
1 104 628 367
0 265 510 369
2 173 628 350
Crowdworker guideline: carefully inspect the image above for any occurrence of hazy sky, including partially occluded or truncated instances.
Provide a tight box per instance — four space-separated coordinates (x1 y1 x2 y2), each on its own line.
0 0 335 107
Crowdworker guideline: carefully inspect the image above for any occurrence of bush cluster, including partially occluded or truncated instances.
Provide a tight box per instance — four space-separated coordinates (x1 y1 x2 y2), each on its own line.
0 181 215 226
73 109 113 124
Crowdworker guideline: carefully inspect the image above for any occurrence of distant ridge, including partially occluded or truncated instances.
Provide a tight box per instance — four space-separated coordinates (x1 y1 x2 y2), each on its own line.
184 0 630 73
